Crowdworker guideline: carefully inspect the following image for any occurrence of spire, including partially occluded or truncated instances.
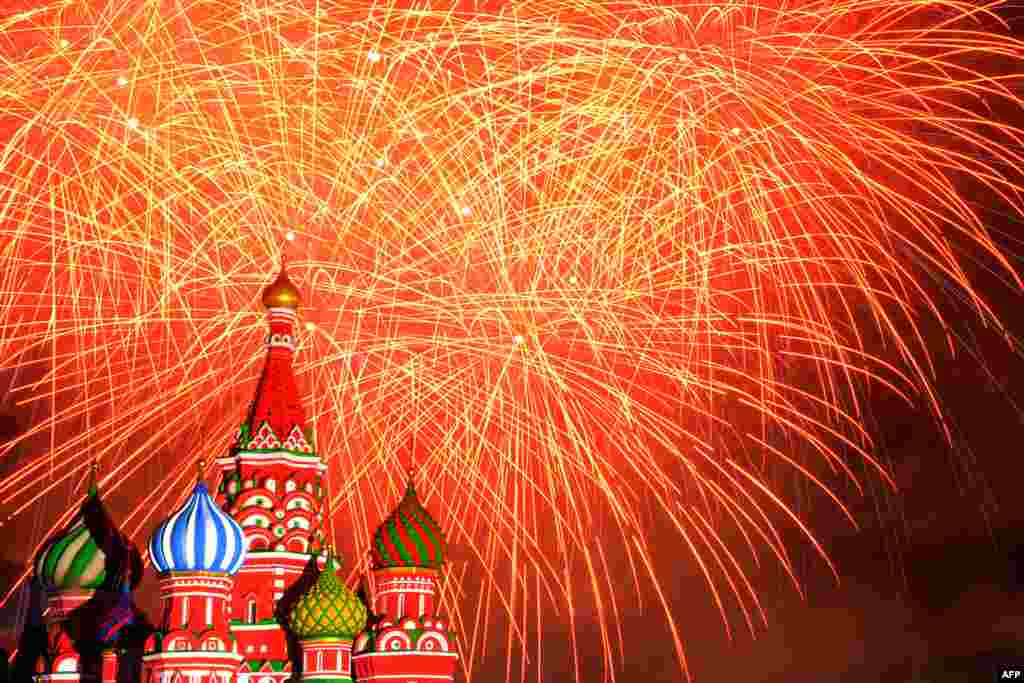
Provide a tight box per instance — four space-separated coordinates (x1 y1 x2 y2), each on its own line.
324 542 337 569
196 458 205 484
324 469 336 550
87 460 99 498
238 261 311 453
405 463 416 495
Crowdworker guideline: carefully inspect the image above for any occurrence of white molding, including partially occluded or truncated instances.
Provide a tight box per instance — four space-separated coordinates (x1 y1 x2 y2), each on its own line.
267 307 298 319
356 674 454 680
142 651 244 663
217 453 325 469
160 591 230 600
238 551 314 563
230 624 283 632
353 652 458 659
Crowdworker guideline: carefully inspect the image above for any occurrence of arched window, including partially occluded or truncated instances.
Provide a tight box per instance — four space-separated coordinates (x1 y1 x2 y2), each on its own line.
285 479 297 493
248 599 257 624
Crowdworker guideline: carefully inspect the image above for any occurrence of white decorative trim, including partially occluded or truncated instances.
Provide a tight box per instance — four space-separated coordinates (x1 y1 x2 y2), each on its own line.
265 333 296 351
267 307 298 319
142 651 244 662
230 624 283 631
217 453 325 469
353 652 458 659
237 551 313 563
379 586 433 595
359 677 453 681
159 591 230 600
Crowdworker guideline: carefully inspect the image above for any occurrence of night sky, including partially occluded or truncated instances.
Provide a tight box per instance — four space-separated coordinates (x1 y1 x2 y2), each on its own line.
4 3 1024 683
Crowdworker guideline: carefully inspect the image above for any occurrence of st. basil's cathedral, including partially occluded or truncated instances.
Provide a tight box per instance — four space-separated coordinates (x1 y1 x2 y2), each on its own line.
12 267 459 683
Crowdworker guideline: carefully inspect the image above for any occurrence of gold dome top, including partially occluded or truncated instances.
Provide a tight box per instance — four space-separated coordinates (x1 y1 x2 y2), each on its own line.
262 265 301 310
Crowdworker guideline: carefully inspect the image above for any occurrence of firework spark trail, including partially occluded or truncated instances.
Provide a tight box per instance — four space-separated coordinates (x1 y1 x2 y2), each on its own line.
1 0 1024 680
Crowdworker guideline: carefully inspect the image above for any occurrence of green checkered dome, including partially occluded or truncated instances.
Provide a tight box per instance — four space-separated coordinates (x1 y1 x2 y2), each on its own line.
289 548 367 641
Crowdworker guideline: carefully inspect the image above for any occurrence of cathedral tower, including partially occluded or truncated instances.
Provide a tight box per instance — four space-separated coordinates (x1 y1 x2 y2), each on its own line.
142 462 247 683
351 473 458 683
32 463 143 683
289 546 367 682
213 264 328 679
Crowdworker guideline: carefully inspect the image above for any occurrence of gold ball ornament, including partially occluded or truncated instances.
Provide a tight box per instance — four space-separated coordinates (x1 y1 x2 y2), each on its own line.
262 267 301 310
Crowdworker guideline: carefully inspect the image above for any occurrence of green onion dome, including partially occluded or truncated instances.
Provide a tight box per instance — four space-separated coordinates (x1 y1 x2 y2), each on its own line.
289 549 367 640
370 476 447 570
34 465 142 592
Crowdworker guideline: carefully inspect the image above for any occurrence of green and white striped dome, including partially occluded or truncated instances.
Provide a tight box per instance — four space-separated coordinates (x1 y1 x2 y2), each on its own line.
34 468 141 592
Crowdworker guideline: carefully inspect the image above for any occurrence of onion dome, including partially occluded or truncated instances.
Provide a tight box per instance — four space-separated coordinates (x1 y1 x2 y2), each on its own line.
34 463 143 592
262 264 301 310
370 475 447 570
149 461 246 575
290 548 367 640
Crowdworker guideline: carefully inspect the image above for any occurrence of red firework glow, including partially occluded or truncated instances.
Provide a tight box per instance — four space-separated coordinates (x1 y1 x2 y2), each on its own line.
1 0 1024 680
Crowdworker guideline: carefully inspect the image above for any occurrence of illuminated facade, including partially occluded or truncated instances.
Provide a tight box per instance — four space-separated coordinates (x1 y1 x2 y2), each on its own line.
22 267 458 683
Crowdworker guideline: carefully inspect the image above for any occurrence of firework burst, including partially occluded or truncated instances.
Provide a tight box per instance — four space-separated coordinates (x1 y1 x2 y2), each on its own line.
1 0 1023 680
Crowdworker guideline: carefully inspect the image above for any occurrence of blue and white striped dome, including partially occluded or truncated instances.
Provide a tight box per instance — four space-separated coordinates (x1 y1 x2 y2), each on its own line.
148 481 246 575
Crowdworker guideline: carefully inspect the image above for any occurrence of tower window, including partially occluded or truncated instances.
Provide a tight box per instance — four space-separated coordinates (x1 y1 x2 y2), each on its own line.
248 599 257 624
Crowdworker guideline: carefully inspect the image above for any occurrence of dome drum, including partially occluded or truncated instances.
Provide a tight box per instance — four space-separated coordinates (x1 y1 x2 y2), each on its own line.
352 648 459 683
157 572 234 599
298 638 354 681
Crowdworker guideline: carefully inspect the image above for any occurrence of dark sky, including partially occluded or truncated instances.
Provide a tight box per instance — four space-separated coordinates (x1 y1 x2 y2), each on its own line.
681 128 1024 682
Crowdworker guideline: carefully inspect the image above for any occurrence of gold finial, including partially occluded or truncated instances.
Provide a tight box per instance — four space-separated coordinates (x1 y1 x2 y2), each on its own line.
324 542 341 571
322 473 337 550
261 262 301 310
197 458 206 483
405 460 418 494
